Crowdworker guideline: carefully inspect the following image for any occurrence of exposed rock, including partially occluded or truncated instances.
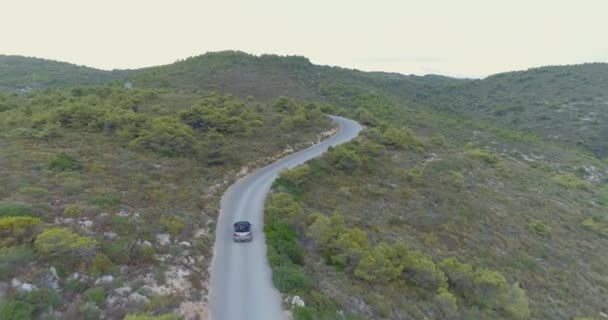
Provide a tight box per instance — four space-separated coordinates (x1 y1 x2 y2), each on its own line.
95 275 114 285
79 219 94 228
140 240 152 247
114 286 132 296
18 282 37 292
601 312 608 318
49 267 59 280
103 232 118 240
180 241 192 247
291 295 305 308
156 233 171 246
127 292 149 305
11 278 22 288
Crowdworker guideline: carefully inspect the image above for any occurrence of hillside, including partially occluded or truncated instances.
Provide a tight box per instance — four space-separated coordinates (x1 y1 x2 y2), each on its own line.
1 52 607 320
0 55 129 91
0 86 333 319
419 63 608 158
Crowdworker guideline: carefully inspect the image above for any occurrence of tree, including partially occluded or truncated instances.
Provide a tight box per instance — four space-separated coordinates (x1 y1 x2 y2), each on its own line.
132 117 196 156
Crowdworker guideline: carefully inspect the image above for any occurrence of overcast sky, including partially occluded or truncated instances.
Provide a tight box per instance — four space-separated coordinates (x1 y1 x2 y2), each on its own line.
2 0 607 78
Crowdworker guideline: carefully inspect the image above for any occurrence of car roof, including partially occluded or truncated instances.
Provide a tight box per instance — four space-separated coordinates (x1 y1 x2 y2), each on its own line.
234 221 251 226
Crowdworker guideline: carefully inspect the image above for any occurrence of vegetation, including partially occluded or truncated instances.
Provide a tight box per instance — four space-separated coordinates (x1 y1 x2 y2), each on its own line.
2 51 607 319
0 85 332 318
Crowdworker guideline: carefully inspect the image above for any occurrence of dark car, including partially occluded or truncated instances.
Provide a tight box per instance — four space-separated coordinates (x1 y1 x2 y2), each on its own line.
233 221 253 242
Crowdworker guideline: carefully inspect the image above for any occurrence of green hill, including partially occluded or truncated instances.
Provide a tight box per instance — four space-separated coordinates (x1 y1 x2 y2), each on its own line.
0 55 129 90
1 52 607 320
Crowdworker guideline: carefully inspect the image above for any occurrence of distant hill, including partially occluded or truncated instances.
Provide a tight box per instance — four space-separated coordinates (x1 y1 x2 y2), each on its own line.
2 52 606 156
419 63 608 157
0 55 129 90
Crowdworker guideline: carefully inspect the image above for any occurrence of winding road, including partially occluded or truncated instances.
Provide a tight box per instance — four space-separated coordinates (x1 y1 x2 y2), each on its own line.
208 116 362 320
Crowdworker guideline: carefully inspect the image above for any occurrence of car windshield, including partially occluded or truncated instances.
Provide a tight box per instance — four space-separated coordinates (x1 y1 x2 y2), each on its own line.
234 222 251 232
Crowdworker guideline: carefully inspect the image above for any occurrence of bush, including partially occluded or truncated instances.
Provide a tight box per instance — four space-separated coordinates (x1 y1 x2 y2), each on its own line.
0 201 33 218
465 148 501 165
328 145 363 173
0 300 34 320
84 287 106 307
18 187 49 199
381 127 425 152
272 263 311 293
89 253 114 276
0 246 34 280
528 220 552 236
0 216 42 246
35 227 98 260
49 152 82 172
63 204 84 217
552 174 592 191
132 116 196 156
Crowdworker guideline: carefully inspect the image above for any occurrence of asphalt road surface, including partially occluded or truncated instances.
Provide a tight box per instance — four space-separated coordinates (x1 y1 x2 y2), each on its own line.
208 116 362 320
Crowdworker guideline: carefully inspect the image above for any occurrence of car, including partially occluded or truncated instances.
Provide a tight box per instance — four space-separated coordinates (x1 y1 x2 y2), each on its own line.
233 221 253 242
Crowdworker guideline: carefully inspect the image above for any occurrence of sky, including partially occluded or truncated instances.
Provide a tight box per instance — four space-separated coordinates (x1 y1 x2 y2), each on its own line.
1 0 607 78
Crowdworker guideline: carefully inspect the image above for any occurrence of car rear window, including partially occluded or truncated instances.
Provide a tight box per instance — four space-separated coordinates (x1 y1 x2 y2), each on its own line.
234 223 251 232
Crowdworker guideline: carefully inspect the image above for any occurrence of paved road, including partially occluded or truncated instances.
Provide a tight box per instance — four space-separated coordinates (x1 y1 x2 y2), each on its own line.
208 116 362 320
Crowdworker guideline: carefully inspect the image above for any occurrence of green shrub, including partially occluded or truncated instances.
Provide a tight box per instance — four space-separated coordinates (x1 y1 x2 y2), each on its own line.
450 171 465 188
0 201 33 218
431 133 448 146
272 263 311 293
265 221 304 266
89 253 114 276
84 287 106 307
0 246 34 280
552 174 592 191
132 116 196 156
49 152 82 172
0 300 34 320
18 187 49 199
328 145 363 173
465 148 501 165
63 204 84 217
103 239 134 265
35 227 98 259
88 195 120 209
528 220 552 236
160 217 184 237
381 127 425 152
0 216 42 246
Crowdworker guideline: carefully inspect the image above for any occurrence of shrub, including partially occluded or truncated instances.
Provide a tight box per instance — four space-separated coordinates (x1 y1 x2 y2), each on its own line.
18 186 49 199
450 171 465 188
88 195 120 209
35 227 98 259
465 148 501 165
265 192 304 224
84 287 106 307
0 246 34 280
0 300 34 320
63 204 84 217
401 251 448 291
0 201 33 218
328 145 363 173
160 217 184 237
0 216 42 246
103 239 135 265
528 220 552 236
265 221 304 266
272 263 311 293
381 127 425 152
132 116 196 156
552 174 592 191
49 152 82 172
431 133 448 146
89 253 114 276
